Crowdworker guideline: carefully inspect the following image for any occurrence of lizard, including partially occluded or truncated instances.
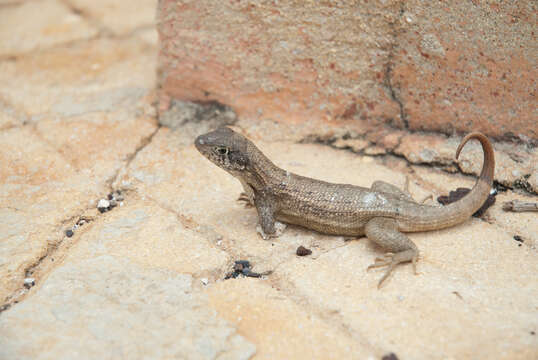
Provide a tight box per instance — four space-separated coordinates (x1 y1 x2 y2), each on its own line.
195 127 495 287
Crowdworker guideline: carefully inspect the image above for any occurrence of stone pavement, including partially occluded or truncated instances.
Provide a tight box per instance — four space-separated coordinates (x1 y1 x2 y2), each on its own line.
0 1 537 359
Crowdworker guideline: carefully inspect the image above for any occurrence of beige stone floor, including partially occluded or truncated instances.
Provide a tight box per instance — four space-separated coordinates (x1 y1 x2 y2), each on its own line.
0 1 537 359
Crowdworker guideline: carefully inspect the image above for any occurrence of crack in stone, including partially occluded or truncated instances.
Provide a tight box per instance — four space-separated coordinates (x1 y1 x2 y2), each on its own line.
0 208 96 314
142 195 241 280
0 15 155 63
384 60 408 129
107 125 161 190
383 2 408 130
266 273 381 355
300 129 536 195
0 121 160 313
0 96 29 130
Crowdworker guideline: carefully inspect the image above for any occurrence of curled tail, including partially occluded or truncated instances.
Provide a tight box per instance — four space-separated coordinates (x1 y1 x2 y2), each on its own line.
402 132 495 231
454 132 495 205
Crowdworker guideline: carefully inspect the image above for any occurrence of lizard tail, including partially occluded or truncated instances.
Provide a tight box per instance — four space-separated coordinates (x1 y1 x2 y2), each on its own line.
455 132 495 190
401 132 495 231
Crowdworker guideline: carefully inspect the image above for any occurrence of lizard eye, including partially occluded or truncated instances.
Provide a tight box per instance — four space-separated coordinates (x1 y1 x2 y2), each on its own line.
215 147 228 155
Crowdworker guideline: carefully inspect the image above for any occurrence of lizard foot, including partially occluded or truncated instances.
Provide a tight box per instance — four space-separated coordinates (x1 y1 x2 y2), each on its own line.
367 250 418 288
256 221 287 240
237 192 253 208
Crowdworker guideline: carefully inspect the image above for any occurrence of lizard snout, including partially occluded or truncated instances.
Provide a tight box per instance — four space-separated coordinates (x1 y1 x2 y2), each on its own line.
194 134 207 151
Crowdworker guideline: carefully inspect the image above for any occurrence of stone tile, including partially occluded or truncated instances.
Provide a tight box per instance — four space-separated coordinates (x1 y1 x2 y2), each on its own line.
0 107 21 130
397 132 536 191
487 191 538 247
70 0 157 35
0 127 101 302
0 0 97 56
0 255 255 359
206 278 374 359
0 35 157 117
35 103 157 183
276 220 537 359
70 197 230 278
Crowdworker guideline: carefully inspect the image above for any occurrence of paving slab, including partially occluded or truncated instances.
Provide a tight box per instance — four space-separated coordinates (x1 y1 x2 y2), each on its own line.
1 1 536 359
0 126 102 302
0 34 157 117
206 278 374 359
69 0 158 35
0 255 254 360
0 0 98 56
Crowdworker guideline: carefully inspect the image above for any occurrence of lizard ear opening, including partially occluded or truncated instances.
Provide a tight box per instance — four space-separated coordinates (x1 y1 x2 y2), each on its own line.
229 150 248 169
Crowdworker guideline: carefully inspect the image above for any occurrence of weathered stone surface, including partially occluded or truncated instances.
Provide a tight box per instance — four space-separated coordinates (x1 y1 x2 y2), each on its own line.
392 0 537 139
206 278 373 359
0 255 255 360
69 0 157 35
277 221 537 359
0 28 158 304
157 0 537 141
0 35 157 116
0 102 22 130
0 127 101 302
35 105 157 182
0 0 97 56
2 1 536 359
157 0 401 126
487 191 538 248
69 197 231 278
396 132 537 192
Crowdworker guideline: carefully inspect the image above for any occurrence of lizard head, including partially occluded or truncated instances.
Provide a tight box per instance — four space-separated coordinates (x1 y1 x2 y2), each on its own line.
195 127 250 174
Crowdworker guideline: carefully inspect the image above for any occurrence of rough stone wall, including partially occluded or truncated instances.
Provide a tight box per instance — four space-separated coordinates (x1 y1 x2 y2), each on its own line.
157 0 536 142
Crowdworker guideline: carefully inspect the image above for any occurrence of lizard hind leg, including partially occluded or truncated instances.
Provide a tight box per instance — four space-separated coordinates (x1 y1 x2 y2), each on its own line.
371 179 415 202
365 217 419 288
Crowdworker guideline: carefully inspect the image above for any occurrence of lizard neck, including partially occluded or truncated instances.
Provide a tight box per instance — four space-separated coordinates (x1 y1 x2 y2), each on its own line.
240 141 284 191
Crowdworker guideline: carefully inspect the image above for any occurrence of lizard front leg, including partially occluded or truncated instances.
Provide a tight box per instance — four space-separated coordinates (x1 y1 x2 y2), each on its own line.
237 179 255 207
254 189 286 240
365 217 419 287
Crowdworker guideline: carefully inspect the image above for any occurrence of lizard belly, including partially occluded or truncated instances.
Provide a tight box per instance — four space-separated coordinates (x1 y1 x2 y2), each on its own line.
276 210 367 236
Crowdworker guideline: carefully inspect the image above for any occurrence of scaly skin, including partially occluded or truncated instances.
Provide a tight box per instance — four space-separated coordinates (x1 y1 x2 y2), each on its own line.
195 127 495 287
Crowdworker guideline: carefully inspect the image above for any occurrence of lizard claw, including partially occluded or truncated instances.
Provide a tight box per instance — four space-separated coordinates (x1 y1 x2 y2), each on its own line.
367 253 394 270
237 192 253 208
366 250 418 288
256 221 287 240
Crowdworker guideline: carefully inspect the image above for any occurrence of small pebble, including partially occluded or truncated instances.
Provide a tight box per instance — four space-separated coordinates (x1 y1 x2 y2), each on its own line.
200 278 209 285
65 229 74 237
296 245 312 256
382 353 399 360
97 198 110 211
23 278 35 289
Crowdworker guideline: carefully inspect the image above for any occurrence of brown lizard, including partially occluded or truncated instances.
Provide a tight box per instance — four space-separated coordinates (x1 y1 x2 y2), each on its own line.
195 127 495 286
